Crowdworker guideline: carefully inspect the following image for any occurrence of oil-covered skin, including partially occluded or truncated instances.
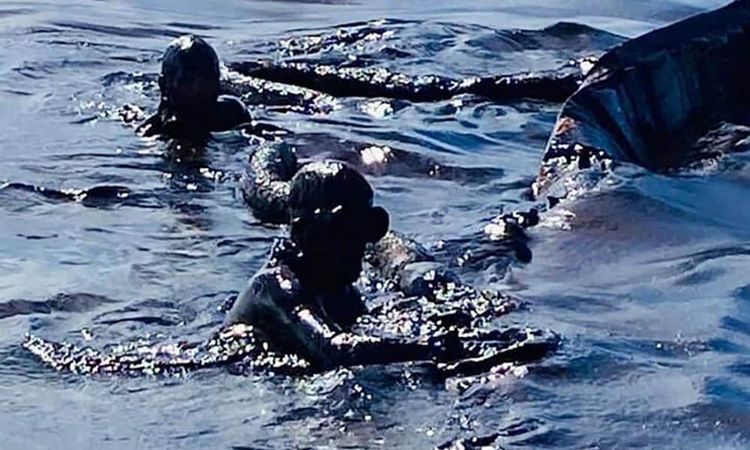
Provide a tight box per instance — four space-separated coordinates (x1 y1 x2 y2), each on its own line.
239 143 299 224
365 230 490 302
239 146 531 318
223 238 459 372
230 161 556 374
360 231 557 378
136 35 252 141
219 20 608 114
220 67 338 115
23 323 313 377
225 161 473 371
243 131 509 194
241 142 535 267
24 162 556 377
240 140 511 228
136 36 510 184
534 0 750 202
229 58 588 103
221 44 592 185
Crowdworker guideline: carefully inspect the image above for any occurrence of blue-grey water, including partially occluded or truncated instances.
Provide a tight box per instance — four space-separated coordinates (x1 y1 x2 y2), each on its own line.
1 0 749 449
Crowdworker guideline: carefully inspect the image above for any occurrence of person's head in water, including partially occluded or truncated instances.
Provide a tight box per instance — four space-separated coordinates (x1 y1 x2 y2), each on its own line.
289 161 389 292
159 35 220 114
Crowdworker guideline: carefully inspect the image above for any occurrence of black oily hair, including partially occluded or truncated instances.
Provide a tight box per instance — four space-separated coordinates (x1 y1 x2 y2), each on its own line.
161 35 220 91
289 161 374 213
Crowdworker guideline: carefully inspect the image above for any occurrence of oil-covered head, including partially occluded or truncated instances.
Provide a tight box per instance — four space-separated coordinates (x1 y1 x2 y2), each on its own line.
289 161 389 291
159 35 220 113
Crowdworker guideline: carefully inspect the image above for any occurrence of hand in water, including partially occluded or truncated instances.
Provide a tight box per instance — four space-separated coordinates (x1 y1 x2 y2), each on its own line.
428 329 465 362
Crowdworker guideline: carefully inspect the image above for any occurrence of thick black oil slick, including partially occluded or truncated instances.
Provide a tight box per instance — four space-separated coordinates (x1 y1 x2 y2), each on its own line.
0 0 748 449
536 0 750 201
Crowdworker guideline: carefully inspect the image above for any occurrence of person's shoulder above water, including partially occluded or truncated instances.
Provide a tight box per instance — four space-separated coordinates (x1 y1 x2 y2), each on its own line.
224 239 302 328
212 95 251 130
224 161 404 366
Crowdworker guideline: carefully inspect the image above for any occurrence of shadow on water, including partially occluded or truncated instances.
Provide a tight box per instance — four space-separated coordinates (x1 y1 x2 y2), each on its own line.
0 1 749 449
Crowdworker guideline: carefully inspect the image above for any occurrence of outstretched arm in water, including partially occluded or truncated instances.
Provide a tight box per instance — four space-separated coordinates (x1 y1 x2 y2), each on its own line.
224 266 458 371
228 58 592 103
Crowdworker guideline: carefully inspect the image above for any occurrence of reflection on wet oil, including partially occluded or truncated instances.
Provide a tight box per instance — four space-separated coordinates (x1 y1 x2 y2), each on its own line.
1 2 749 449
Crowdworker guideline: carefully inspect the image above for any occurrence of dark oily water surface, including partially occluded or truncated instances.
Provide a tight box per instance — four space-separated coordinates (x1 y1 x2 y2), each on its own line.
1 0 748 449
